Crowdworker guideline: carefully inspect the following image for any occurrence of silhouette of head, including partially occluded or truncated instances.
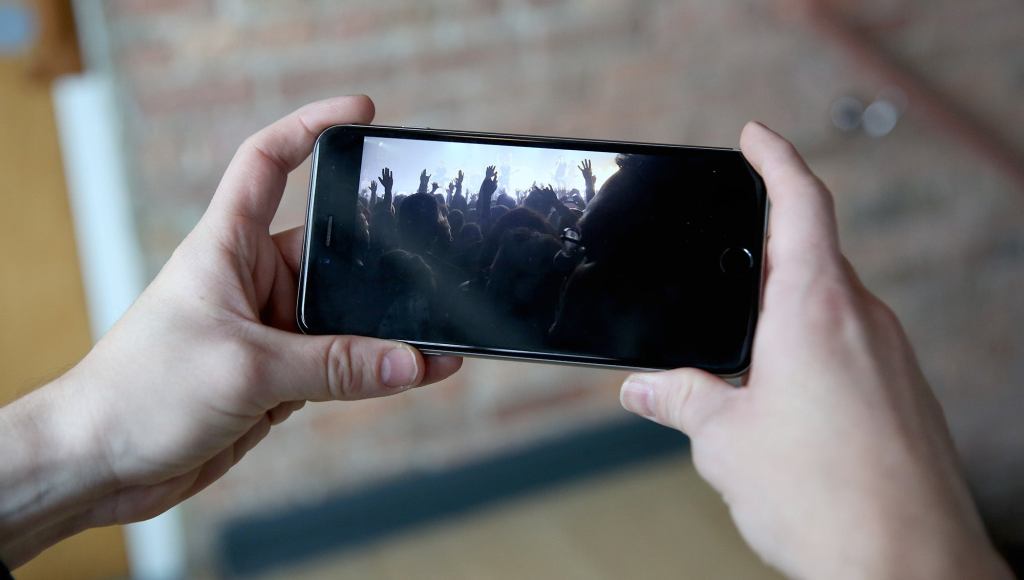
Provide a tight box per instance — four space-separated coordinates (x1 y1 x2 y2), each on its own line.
458 222 482 246
378 249 435 297
496 192 517 209
490 205 510 224
579 155 719 266
524 187 557 217
480 207 555 272
397 193 443 251
486 227 563 305
448 209 465 238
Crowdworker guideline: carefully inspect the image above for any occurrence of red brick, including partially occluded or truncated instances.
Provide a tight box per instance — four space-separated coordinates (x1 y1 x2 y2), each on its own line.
319 4 435 39
134 78 253 115
247 19 316 48
98 1 1024 556
117 41 174 73
414 41 510 74
278 60 404 100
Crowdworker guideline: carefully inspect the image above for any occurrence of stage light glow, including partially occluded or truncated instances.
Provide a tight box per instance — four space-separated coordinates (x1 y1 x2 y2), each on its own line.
360 137 620 196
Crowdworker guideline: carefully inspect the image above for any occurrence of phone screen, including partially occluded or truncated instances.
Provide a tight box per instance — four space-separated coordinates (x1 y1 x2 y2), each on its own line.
299 126 766 373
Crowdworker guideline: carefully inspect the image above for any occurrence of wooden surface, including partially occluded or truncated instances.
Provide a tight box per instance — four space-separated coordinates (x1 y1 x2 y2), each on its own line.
0 54 128 579
259 456 781 580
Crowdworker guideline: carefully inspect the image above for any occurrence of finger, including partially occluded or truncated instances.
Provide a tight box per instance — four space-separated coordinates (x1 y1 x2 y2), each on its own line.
620 368 734 436
267 400 305 425
271 226 304 275
740 121 841 274
257 330 428 403
208 95 375 229
264 251 299 331
420 355 463 386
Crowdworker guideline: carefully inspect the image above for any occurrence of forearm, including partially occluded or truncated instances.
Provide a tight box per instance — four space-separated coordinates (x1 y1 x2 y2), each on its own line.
841 531 1010 580
795 500 1012 580
479 193 492 229
0 376 112 567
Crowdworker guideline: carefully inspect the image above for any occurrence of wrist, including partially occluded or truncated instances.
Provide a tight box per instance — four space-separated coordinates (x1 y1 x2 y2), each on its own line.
0 370 115 566
798 507 1011 580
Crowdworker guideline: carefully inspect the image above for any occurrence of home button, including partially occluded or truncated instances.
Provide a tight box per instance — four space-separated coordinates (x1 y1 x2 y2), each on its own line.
719 247 754 274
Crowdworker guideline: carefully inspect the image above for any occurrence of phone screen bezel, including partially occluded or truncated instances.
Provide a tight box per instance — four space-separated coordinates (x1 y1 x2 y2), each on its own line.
297 124 767 376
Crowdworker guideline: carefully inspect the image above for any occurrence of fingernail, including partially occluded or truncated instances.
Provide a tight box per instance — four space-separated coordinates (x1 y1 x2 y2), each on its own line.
620 378 655 417
381 348 418 389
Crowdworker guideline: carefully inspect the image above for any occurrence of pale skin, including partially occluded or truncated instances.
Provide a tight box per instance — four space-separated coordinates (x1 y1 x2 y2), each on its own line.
620 122 1011 579
0 96 462 567
0 97 1010 578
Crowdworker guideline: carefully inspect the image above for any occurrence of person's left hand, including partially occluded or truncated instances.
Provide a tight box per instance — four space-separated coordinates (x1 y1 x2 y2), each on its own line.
10 96 462 558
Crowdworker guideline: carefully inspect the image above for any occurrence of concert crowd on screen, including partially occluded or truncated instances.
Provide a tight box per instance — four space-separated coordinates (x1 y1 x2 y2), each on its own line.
341 153 722 360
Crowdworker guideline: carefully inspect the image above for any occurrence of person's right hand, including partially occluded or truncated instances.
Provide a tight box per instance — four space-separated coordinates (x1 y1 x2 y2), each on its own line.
578 158 595 187
418 169 431 193
479 165 498 198
377 167 393 194
620 122 1011 579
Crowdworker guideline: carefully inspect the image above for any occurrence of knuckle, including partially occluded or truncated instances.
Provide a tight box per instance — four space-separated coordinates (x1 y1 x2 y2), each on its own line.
237 134 262 161
323 337 360 400
666 379 696 429
235 344 266 387
649 371 698 433
867 296 902 330
803 275 862 333
211 335 271 407
779 138 802 160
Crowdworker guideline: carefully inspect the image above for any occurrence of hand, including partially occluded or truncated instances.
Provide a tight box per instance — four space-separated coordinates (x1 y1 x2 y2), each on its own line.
368 179 378 201
378 167 393 195
0 96 463 567
579 159 597 203
447 181 456 195
619 123 1010 580
538 183 557 197
418 169 431 193
453 169 465 199
479 165 498 199
578 159 595 187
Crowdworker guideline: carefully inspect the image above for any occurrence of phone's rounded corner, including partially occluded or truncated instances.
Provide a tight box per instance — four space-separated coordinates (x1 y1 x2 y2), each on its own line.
313 125 338 151
315 123 366 148
717 346 754 382
295 305 314 335
717 363 750 383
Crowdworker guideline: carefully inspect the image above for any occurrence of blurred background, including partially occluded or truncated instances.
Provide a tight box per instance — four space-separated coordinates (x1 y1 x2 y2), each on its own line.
1 0 1022 578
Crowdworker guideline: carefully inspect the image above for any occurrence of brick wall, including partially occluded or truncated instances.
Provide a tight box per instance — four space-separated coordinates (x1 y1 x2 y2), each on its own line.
96 0 1024 567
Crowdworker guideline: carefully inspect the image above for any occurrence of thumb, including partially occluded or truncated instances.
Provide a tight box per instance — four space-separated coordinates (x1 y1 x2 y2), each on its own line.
620 368 735 435
258 330 425 403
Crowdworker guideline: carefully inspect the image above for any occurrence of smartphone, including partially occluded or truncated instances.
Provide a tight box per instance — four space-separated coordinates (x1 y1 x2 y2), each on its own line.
297 125 767 375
